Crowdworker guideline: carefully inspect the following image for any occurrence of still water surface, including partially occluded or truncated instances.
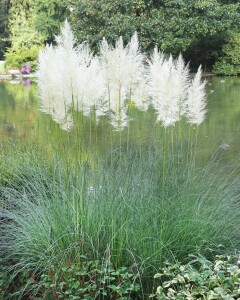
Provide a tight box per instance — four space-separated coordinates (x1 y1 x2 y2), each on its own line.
0 76 239 163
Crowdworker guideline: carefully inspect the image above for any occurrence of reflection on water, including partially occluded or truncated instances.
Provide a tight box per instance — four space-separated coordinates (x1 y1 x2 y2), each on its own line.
0 76 240 162
198 77 240 161
0 79 37 141
22 79 31 88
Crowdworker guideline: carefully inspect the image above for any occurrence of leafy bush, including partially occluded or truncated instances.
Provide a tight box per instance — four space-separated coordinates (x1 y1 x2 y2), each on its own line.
4 45 41 72
213 31 240 75
152 253 240 300
41 257 140 300
0 257 140 299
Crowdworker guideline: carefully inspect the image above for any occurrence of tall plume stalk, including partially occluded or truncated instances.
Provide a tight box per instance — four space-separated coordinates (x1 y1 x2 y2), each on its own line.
37 20 78 131
147 48 205 196
186 66 207 161
37 19 207 178
148 49 191 128
100 36 128 131
187 66 207 126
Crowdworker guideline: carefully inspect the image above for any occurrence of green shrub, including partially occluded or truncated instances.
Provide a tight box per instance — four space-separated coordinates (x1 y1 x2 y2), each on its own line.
4 45 42 72
41 257 140 300
0 61 5 73
0 256 140 299
213 31 240 75
152 253 240 299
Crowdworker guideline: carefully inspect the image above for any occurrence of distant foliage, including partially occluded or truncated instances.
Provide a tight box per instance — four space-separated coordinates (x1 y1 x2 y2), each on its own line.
69 0 240 70
5 45 41 71
4 0 69 70
33 0 69 43
2 0 240 72
4 1 44 70
213 31 240 75
152 253 240 300
0 0 11 59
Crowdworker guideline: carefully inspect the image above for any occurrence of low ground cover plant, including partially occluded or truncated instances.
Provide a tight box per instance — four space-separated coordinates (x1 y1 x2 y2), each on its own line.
152 253 240 300
41 256 140 300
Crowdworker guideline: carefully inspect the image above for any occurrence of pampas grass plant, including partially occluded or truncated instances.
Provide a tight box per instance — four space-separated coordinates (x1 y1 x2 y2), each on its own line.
1 20 238 300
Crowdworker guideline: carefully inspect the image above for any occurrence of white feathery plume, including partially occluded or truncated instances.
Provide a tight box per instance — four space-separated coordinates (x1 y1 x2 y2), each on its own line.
109 107 129 131
55 19 76 52
186 66 207 125
37 20 207 131
126 32 145 100
37 20 79 130
107 86 128 131
91 58 109 120
55 20 79 107
77 55 106 118
131 76 150 111
74 42 94 115
148 48 180 127
126 32 150 110
37 44 57 114
173 53 190 116
99 36 129 130
37 45 73 131
52 111 74 131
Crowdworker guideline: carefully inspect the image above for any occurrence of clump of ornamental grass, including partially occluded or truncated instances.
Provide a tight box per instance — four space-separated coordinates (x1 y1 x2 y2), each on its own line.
1 142 240 298
4 19 231 299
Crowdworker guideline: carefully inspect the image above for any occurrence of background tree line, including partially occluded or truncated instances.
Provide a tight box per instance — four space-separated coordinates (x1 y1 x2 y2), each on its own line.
0 0 239 74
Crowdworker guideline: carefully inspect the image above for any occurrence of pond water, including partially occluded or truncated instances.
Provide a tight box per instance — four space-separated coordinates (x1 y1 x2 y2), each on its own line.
0 76 240 164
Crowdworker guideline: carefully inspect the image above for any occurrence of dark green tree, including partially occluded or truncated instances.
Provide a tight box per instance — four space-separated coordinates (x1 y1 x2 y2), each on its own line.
4 0 70 69
33 0 69 44
0 0 11 59
4 0 44 69
213 31 240 75
69 0 240 70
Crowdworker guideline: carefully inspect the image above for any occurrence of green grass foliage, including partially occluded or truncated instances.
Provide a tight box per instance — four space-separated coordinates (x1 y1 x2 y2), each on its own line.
1 137 240 298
